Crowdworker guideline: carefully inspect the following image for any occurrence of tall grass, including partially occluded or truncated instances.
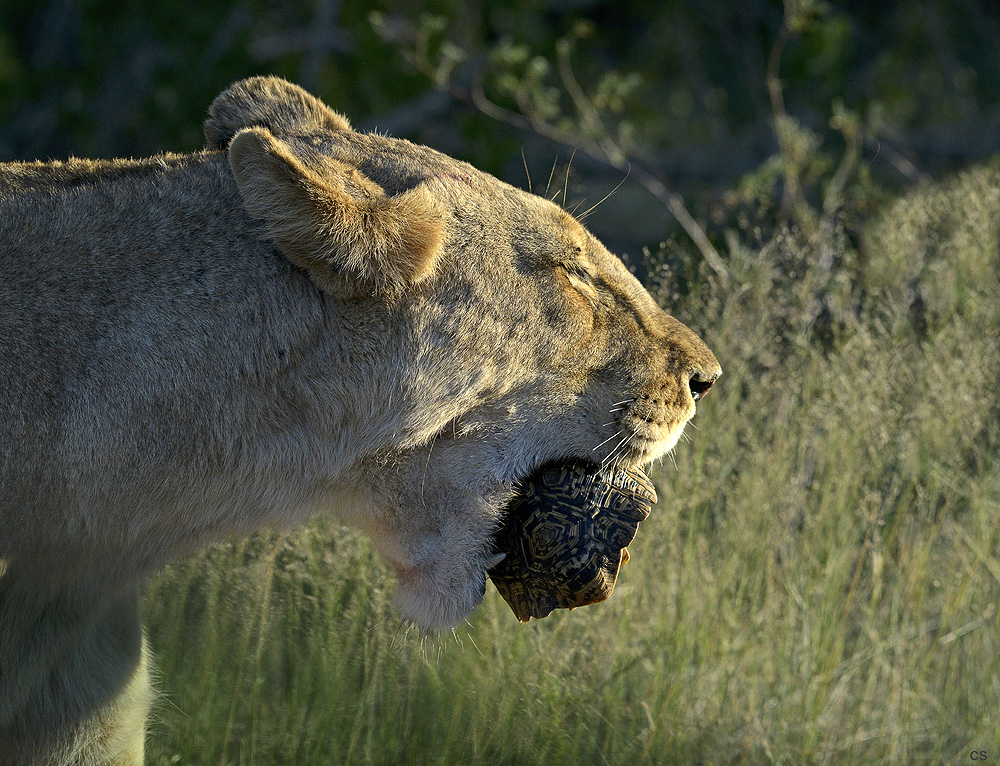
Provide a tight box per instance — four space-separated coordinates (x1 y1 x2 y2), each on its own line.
144 162 1000 765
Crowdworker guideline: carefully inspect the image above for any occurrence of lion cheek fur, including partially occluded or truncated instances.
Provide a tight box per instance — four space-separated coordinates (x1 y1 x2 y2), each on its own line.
353 462 510 629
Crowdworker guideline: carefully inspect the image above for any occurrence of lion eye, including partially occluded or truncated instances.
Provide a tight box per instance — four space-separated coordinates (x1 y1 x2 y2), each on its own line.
566 270 597 298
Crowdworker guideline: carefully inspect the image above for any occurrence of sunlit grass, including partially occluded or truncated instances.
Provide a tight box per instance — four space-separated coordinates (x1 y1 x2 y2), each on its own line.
144 163 1000 765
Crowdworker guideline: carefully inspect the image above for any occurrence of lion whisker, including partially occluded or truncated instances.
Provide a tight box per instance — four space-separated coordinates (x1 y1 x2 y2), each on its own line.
562 148 576 208
592 429 625 452
578 164 631 221
601 431 636 469
599 440 622 468
544 155 559 198
389 621 412 653
466 631 484 658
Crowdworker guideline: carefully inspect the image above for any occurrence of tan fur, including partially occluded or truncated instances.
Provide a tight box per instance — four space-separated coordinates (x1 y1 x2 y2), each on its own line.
0 77 719 764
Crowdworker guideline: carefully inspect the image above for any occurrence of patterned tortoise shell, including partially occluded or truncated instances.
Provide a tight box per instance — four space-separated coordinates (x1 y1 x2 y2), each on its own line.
488 461 657 622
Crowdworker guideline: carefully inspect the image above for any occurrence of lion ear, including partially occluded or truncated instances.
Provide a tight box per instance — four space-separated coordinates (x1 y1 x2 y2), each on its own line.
228 127 444 295
205 76 351 150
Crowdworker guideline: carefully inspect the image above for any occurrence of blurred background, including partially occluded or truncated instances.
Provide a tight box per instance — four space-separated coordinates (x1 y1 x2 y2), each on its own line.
2 0 999 262
4 2 1000 765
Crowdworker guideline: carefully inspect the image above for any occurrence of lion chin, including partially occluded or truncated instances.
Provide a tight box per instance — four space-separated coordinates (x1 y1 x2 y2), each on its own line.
391 561 488 630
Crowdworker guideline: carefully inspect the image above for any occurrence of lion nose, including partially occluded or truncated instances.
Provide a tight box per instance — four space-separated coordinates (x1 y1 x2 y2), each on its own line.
688 368 720 402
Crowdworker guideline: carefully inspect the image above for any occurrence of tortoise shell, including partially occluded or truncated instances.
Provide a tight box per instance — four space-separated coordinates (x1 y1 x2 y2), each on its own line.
488 461 657 621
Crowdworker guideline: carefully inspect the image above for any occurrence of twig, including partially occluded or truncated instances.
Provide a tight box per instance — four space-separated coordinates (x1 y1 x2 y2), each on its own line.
379 17 730 286
765 1 814 232
555 37 730 283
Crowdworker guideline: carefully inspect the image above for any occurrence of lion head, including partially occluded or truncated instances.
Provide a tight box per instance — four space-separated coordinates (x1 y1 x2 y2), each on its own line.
206 77 720 628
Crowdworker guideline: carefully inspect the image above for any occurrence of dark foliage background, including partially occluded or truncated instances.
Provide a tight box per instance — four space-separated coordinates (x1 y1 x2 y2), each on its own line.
2 0 999 262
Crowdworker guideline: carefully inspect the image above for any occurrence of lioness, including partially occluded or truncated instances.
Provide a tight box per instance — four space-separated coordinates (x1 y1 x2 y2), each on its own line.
0 77 719 765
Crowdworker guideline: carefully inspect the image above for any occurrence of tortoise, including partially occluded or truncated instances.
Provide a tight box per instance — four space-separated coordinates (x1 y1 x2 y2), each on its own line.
488 461 657 621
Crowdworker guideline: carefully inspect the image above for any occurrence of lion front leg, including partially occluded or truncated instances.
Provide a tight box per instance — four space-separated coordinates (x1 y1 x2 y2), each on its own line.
57 634 152 766
0 576 152 766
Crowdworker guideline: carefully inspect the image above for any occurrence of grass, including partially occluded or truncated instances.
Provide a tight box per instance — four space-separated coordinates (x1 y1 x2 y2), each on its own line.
144 161 1000 765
